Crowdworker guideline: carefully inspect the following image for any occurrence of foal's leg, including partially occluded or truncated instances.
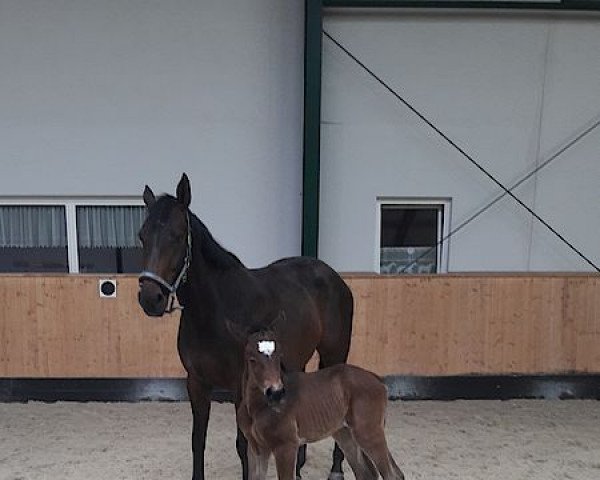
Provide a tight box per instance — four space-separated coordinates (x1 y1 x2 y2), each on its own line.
353 429 404 480
386 451 405 480
187 376 212 480
317 358 346 480
332 427 378 480
247 445 270 480
273 443 300 480
295 365 308 479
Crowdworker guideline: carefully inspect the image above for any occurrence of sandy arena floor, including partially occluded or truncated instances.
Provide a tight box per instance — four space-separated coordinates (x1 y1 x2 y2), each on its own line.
0 400 599 480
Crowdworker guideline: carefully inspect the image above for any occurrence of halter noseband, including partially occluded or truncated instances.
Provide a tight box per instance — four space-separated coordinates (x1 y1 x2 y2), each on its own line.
139 213 192 314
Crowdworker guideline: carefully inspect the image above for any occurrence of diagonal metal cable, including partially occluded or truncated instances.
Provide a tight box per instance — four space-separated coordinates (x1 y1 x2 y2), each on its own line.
323 29 600 272
400 117 600 272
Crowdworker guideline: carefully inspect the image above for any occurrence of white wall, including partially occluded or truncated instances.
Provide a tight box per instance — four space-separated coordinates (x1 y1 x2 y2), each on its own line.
319 10 600 272
0 0 304 268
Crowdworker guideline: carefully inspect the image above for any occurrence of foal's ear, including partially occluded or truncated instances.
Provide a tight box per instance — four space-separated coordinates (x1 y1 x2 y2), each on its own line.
176 173 191 208
224 318 249 343
268 310 286 331
143 185 156 207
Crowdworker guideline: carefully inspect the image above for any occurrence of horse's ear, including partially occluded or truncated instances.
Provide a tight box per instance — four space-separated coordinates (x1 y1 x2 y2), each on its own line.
224 318 249 343
176 173 191 208
143 185 156 207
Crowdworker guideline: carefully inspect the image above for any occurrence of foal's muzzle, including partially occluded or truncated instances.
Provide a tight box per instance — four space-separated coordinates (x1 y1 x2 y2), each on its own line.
265 386 286 404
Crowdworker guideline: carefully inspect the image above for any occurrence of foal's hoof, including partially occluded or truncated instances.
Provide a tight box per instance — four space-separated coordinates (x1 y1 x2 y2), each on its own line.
328 473 344 480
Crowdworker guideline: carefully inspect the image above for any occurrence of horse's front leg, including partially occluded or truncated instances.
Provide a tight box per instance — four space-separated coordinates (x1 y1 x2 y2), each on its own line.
187 375 212 480
235 400 249 480
295 444 307 479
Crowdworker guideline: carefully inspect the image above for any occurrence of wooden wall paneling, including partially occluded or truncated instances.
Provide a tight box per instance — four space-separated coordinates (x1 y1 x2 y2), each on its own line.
502 277 528 373
566 276 600 372
345 277 368 368
0 276 186 377
385 277 420 374
0 277 6 371
1 274 599 378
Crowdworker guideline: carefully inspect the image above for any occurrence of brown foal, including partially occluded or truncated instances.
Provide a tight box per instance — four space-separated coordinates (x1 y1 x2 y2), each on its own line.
236 328 405 480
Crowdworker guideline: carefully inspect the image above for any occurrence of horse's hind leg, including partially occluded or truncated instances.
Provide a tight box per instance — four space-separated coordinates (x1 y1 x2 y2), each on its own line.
318 283 353 480
236 426 249 480
332 427 378 480
314 273 353 480
329 443 345 480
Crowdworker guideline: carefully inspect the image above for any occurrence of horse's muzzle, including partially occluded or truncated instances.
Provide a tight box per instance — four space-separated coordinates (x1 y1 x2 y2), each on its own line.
138 281 168 317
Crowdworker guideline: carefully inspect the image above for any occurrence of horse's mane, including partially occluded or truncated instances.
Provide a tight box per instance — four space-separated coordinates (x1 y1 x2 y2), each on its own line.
190 213 244 270
151 195 244 271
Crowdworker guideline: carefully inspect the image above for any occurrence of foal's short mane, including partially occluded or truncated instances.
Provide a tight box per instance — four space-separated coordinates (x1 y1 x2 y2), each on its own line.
247 327 276 339
152 195 244 271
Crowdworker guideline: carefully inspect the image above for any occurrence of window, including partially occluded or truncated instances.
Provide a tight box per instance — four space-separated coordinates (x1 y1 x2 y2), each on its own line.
376 199 450 274
0 205 68 272
76 205 146 273
0 199 145 273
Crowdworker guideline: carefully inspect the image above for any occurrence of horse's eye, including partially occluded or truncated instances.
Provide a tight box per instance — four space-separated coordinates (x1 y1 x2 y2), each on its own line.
169 233 184 244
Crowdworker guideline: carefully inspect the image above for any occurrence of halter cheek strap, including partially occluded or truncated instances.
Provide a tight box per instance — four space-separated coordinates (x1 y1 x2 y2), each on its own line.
139 213 192 314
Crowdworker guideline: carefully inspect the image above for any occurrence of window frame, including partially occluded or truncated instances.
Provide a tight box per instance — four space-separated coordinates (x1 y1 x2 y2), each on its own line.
375 197 451 274
0 197 144 273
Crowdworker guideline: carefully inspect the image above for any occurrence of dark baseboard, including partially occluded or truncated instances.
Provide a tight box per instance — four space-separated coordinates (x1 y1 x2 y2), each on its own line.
1 375 599 403
0 378 226 403
384 374 600 400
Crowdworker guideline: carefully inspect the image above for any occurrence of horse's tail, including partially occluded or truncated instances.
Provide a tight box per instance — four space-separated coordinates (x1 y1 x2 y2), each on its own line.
317 269 354 369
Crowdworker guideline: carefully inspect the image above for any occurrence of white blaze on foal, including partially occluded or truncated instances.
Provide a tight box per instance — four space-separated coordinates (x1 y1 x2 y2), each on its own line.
257 340 275 357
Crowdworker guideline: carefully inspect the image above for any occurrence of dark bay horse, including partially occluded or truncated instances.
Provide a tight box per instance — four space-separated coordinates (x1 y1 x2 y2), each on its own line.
235 322 405 480
137 174 353 480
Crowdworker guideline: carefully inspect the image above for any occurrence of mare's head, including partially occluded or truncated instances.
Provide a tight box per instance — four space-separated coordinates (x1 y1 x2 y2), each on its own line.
244 329 286 404
138 173 192 317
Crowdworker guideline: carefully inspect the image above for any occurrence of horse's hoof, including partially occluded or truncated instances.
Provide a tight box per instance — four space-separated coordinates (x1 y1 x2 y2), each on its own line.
328 473 344 480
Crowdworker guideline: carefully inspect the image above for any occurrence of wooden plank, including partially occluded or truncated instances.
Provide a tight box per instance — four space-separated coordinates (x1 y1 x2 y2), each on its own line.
0 274 599 377
0 276 184 377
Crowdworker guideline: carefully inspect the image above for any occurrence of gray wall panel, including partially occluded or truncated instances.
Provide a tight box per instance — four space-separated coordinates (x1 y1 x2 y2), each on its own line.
320 11 600 272
0 0 304 268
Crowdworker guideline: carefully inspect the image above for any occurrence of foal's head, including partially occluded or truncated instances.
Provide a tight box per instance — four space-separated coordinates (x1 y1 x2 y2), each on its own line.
138 173 191 316
244 330 286 404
